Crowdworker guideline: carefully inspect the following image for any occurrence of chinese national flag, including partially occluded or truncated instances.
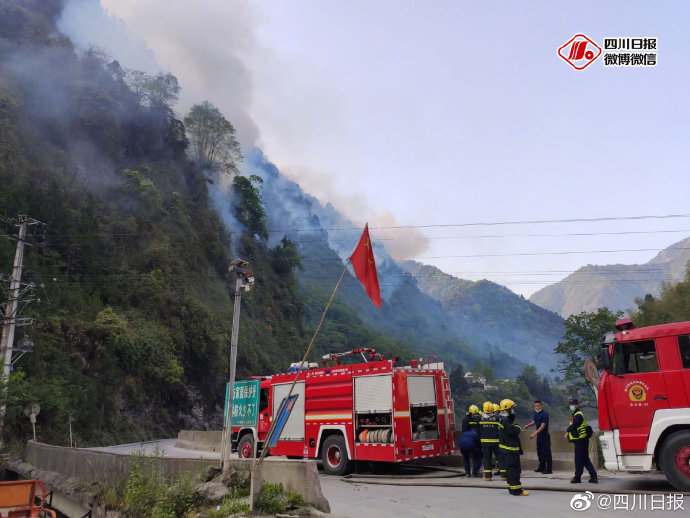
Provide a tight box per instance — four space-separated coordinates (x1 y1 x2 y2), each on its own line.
349 224 382 308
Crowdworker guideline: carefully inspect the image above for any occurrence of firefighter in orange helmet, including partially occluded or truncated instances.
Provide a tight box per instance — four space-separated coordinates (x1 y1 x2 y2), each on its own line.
499 399 528 496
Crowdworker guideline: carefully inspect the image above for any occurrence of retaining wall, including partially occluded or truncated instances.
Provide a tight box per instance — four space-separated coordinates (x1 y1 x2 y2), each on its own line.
20 441 329 514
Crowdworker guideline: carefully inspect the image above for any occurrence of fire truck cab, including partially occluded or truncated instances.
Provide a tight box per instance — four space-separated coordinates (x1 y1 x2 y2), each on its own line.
597 318 690 491
231 349 456 475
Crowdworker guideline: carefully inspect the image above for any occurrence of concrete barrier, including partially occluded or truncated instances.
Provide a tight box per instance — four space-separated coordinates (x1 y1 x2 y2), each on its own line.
256 458 330 513
19 441 330 514
175 430 223 452
23 441 216 484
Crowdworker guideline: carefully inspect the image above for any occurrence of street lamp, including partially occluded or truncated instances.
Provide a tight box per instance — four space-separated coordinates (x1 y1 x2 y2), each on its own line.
221 259 255 472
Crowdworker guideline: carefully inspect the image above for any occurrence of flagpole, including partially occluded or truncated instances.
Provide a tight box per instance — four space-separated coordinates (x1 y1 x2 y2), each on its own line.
255 259 350 468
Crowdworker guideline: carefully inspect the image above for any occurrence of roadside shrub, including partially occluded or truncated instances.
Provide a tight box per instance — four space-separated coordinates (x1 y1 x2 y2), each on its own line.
122 451 199 518
256 482 305 514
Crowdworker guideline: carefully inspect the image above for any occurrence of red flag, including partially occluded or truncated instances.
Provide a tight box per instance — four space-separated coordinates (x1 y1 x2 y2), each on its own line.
349 224 382 308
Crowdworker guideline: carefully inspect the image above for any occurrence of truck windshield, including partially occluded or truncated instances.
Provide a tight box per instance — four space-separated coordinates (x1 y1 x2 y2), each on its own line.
612 340 658 375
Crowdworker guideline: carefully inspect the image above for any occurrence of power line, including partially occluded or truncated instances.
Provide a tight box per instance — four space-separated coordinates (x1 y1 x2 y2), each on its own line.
261 213 690 234
296 247 690 261
302 228 690 243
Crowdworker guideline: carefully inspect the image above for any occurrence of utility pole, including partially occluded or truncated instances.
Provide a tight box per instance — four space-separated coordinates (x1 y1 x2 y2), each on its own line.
0 215 42 443
221 259 254 472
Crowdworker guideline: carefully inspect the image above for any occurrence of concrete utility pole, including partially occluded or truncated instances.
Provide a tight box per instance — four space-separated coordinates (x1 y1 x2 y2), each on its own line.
221 259 254 472
0 215 42 443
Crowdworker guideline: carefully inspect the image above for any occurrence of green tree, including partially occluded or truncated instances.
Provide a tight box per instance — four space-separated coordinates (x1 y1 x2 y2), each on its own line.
632 266 690 326
449 363 469 397
233 175 268 243
184 101 241 174
124 69 180 108
554 307 622 399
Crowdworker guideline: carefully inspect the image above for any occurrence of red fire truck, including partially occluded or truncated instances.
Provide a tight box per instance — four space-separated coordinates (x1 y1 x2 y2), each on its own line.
597 318 690 491
231 348 456 475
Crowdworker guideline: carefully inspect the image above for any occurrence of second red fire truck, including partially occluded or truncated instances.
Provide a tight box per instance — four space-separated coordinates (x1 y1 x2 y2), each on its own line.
597 318 690 491
231 348 456 475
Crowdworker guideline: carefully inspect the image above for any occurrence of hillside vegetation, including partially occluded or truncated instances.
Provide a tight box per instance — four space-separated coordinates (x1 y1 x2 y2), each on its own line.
0 0 408 446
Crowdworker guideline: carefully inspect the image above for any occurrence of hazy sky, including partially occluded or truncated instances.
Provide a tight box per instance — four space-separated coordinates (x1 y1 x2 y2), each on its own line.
80 0 690 296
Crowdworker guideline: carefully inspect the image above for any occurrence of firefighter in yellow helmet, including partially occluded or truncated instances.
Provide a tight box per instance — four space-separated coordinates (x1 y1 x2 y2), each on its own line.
478 401 500 480
494 402 506 479
499 399 528 496
461 404 481 432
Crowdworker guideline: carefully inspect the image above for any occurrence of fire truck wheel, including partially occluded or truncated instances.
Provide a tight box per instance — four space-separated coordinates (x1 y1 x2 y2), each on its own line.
238 434 255 459
322 435 351 476
660 430 690 491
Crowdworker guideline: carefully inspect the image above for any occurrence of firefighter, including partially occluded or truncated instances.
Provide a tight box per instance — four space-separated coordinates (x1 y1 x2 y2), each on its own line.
493 403 505 479
565 398 598 484
478 401 500 481
498 398 528 496
461 404 480 432
524 400 552 474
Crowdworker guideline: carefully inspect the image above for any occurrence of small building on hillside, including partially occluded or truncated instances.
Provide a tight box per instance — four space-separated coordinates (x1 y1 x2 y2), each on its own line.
464 371 487 390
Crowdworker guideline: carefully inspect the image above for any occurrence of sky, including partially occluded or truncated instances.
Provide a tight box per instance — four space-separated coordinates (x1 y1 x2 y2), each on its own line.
62 0 690 297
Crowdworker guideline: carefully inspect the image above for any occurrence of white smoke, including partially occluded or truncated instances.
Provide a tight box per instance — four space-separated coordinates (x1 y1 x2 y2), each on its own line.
57 0 159 73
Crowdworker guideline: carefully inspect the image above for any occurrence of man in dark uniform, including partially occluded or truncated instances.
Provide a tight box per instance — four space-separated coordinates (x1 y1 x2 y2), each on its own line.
524 400 552 474
458 426 482 477
498 398 528 496
565 398 598 484
461 404 480 432
478 401 500 481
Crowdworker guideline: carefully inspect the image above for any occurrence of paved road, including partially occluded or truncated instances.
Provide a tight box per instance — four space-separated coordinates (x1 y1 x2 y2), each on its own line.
88 439 690 517
320 470 690 518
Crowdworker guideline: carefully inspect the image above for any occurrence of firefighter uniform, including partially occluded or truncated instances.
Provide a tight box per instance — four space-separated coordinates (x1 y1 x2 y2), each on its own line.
498 399 528 496
567 399 598 483
461 404 480 432
478 402 500 480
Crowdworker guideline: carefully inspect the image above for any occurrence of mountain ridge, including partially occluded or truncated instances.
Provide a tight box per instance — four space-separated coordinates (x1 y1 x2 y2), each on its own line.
529 237 690 317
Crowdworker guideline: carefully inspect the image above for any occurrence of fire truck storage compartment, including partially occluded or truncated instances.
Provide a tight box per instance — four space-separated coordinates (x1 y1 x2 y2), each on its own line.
272 381 305 441
354 374 393 444
407 375 438 441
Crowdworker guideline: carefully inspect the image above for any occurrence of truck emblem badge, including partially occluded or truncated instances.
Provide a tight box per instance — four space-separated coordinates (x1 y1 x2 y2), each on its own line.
628 384 647 402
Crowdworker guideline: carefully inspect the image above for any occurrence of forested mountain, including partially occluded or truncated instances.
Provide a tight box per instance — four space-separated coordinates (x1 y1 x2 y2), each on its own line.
529 237 690 317
398 260 564 375
0 0 565 447
0 0 359 445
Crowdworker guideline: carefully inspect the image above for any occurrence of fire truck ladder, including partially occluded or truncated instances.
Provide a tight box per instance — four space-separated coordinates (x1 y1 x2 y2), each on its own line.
441 376 455 445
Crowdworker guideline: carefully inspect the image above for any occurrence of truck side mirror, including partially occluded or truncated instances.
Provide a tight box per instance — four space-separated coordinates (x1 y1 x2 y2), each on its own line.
597 347 612 371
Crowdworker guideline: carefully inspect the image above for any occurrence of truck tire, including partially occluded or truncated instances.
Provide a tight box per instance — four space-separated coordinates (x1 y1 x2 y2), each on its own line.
660 430 690 491
321 435 351 476
238 434 255 459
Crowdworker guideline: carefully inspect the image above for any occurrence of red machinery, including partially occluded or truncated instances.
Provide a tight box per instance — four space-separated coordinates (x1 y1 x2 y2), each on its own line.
597 319 690 490
0 479 56 518
232 349 456 475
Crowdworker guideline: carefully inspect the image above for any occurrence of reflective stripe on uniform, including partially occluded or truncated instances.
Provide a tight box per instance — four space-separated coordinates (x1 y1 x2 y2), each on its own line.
481 438 499 443
479 421 498 425
500 444 519 451
508 484 522 489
